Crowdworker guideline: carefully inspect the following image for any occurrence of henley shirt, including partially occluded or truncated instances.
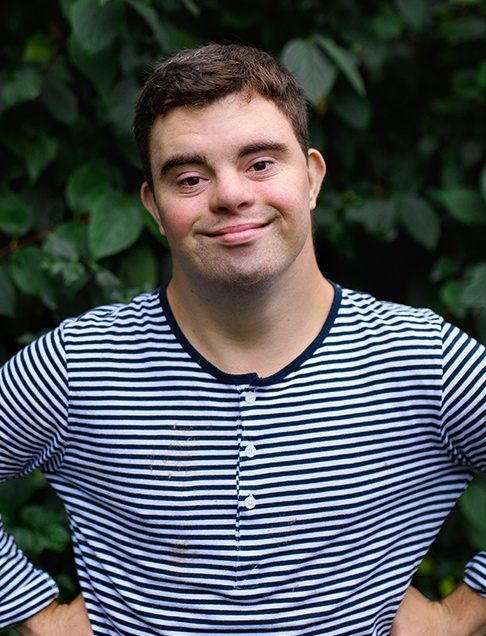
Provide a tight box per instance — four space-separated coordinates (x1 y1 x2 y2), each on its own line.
0 283 485 635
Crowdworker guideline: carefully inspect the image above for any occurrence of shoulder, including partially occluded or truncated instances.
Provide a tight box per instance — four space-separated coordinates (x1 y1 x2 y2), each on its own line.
334 285 485 360
337 285 443 333
59 288 164 336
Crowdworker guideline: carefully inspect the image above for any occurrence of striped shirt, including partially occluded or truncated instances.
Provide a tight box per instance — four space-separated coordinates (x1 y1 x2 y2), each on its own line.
0 283 485 635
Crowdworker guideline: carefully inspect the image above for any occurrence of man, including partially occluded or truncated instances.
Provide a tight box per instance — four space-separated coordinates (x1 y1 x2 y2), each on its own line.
1 43 485 635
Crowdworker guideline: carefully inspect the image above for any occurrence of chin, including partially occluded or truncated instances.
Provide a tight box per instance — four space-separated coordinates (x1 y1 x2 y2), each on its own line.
209 264 286 293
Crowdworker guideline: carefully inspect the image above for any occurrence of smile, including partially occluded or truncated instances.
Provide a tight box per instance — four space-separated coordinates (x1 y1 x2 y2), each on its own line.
204 222 271 244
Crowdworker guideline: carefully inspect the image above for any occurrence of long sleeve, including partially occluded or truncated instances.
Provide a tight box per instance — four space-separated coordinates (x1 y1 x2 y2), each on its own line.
0 327 69 627
440 321 486 596
0 527 59 628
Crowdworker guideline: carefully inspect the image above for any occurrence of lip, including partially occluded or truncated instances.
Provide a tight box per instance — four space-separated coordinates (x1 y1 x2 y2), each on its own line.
204 221 271 244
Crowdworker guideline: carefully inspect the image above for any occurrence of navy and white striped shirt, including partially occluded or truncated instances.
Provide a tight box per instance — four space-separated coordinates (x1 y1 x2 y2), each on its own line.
1 283 485 634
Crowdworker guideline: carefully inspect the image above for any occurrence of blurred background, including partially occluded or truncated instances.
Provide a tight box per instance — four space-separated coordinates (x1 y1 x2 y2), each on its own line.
0 0 485 630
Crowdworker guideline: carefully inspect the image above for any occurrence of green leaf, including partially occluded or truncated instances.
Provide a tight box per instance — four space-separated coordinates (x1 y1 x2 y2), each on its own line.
330 87 371 130
347 199 398 242
42 223 90 292
94 266 123 295
314 35 365 96
281 38 337 108
118 244 159 291
41 75 79 126
23 33 57 64
459 264 486 308
2 66 43 109
88 191 145 260
43 230 79 262
0 189 34 237
25 132 59 183
44 523 71 552
398 194 441 250
66 164 112 215
394 0 427 30
47 222 90 261
0 266 16 318
478 61 486 90
59 0 76 21
390 156 424 192
453 69 482 102
11 527 42 558
460 479 486 532
439 280 468 319
107 76 141 136
125 0 178 53
465 523 486 553
180 0 200 16
480 165 486 201
363 199 398 242
68 35 117 93
9 247 57 309
371 10 404 40
70 0 124 55
434 187 486 225
430 256 460 282
353 27 387 77
477 309 486 346
440 17 486 44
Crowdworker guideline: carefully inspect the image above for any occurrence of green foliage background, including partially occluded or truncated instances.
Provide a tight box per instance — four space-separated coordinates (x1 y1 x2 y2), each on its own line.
1 0 485 628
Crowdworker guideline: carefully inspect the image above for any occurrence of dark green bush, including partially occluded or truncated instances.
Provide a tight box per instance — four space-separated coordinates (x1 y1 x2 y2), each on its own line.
1 1 485 630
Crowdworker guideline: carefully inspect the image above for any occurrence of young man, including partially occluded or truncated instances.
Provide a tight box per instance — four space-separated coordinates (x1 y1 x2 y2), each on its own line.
1 44 485 635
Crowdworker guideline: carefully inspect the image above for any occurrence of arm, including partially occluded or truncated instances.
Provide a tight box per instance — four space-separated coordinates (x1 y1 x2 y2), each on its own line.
391 324 486 635
14 595 93 636
0 329 70 627
391 584 486 636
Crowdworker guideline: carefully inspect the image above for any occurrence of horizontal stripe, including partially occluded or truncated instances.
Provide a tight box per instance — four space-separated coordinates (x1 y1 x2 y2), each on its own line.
0 283 485 634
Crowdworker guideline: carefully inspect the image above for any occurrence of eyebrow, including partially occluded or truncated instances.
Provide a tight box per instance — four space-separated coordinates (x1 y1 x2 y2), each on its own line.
237 141 289 158
159 141 290 178
160 154 207 176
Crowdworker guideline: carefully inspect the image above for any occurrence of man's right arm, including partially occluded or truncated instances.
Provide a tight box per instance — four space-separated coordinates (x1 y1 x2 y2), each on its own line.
0 328 71 628
14 595 93 636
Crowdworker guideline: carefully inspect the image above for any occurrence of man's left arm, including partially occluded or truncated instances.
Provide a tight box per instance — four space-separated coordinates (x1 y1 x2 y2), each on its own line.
391 583 486 636
391 320 486 635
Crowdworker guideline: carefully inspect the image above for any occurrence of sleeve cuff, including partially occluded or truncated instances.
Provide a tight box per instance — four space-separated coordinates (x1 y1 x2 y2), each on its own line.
0 530 59 629
464 552 486 597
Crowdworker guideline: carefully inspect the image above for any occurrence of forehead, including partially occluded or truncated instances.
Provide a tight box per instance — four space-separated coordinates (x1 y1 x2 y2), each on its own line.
149 92 299 157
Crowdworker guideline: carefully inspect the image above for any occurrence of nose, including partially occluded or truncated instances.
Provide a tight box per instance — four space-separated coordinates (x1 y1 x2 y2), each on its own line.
209 170 255 213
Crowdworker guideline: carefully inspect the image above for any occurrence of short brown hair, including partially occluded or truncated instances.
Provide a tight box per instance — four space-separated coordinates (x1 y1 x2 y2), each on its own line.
133 43 309 190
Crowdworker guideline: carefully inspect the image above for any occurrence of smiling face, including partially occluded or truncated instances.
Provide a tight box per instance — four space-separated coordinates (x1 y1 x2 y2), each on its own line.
141 92 326 295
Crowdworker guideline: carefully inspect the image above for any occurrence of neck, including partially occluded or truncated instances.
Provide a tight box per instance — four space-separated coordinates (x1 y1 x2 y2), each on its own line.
166 259 334 378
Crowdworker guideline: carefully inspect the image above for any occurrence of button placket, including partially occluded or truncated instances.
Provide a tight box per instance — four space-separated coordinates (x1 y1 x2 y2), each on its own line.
234 383 261 589
237 384 259 514
241 387 257 463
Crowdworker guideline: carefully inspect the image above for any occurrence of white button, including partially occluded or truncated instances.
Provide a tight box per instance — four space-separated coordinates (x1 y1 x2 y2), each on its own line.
245 390 256 404
244 494 256 509
245 443 256 458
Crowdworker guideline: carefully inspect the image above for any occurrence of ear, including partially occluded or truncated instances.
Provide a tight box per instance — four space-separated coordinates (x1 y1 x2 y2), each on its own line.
307 148 326 211
140 181 166 236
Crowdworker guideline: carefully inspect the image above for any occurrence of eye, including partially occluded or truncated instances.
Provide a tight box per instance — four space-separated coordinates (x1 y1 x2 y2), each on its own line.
180 176 201 187
251 160 270 172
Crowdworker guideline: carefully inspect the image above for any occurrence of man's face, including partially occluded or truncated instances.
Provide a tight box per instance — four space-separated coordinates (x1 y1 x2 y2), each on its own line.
141 92 326 293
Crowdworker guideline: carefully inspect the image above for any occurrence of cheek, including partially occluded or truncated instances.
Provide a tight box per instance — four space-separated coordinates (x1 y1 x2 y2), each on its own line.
271 182 311 221
271 170 310 205
155 202 196 244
